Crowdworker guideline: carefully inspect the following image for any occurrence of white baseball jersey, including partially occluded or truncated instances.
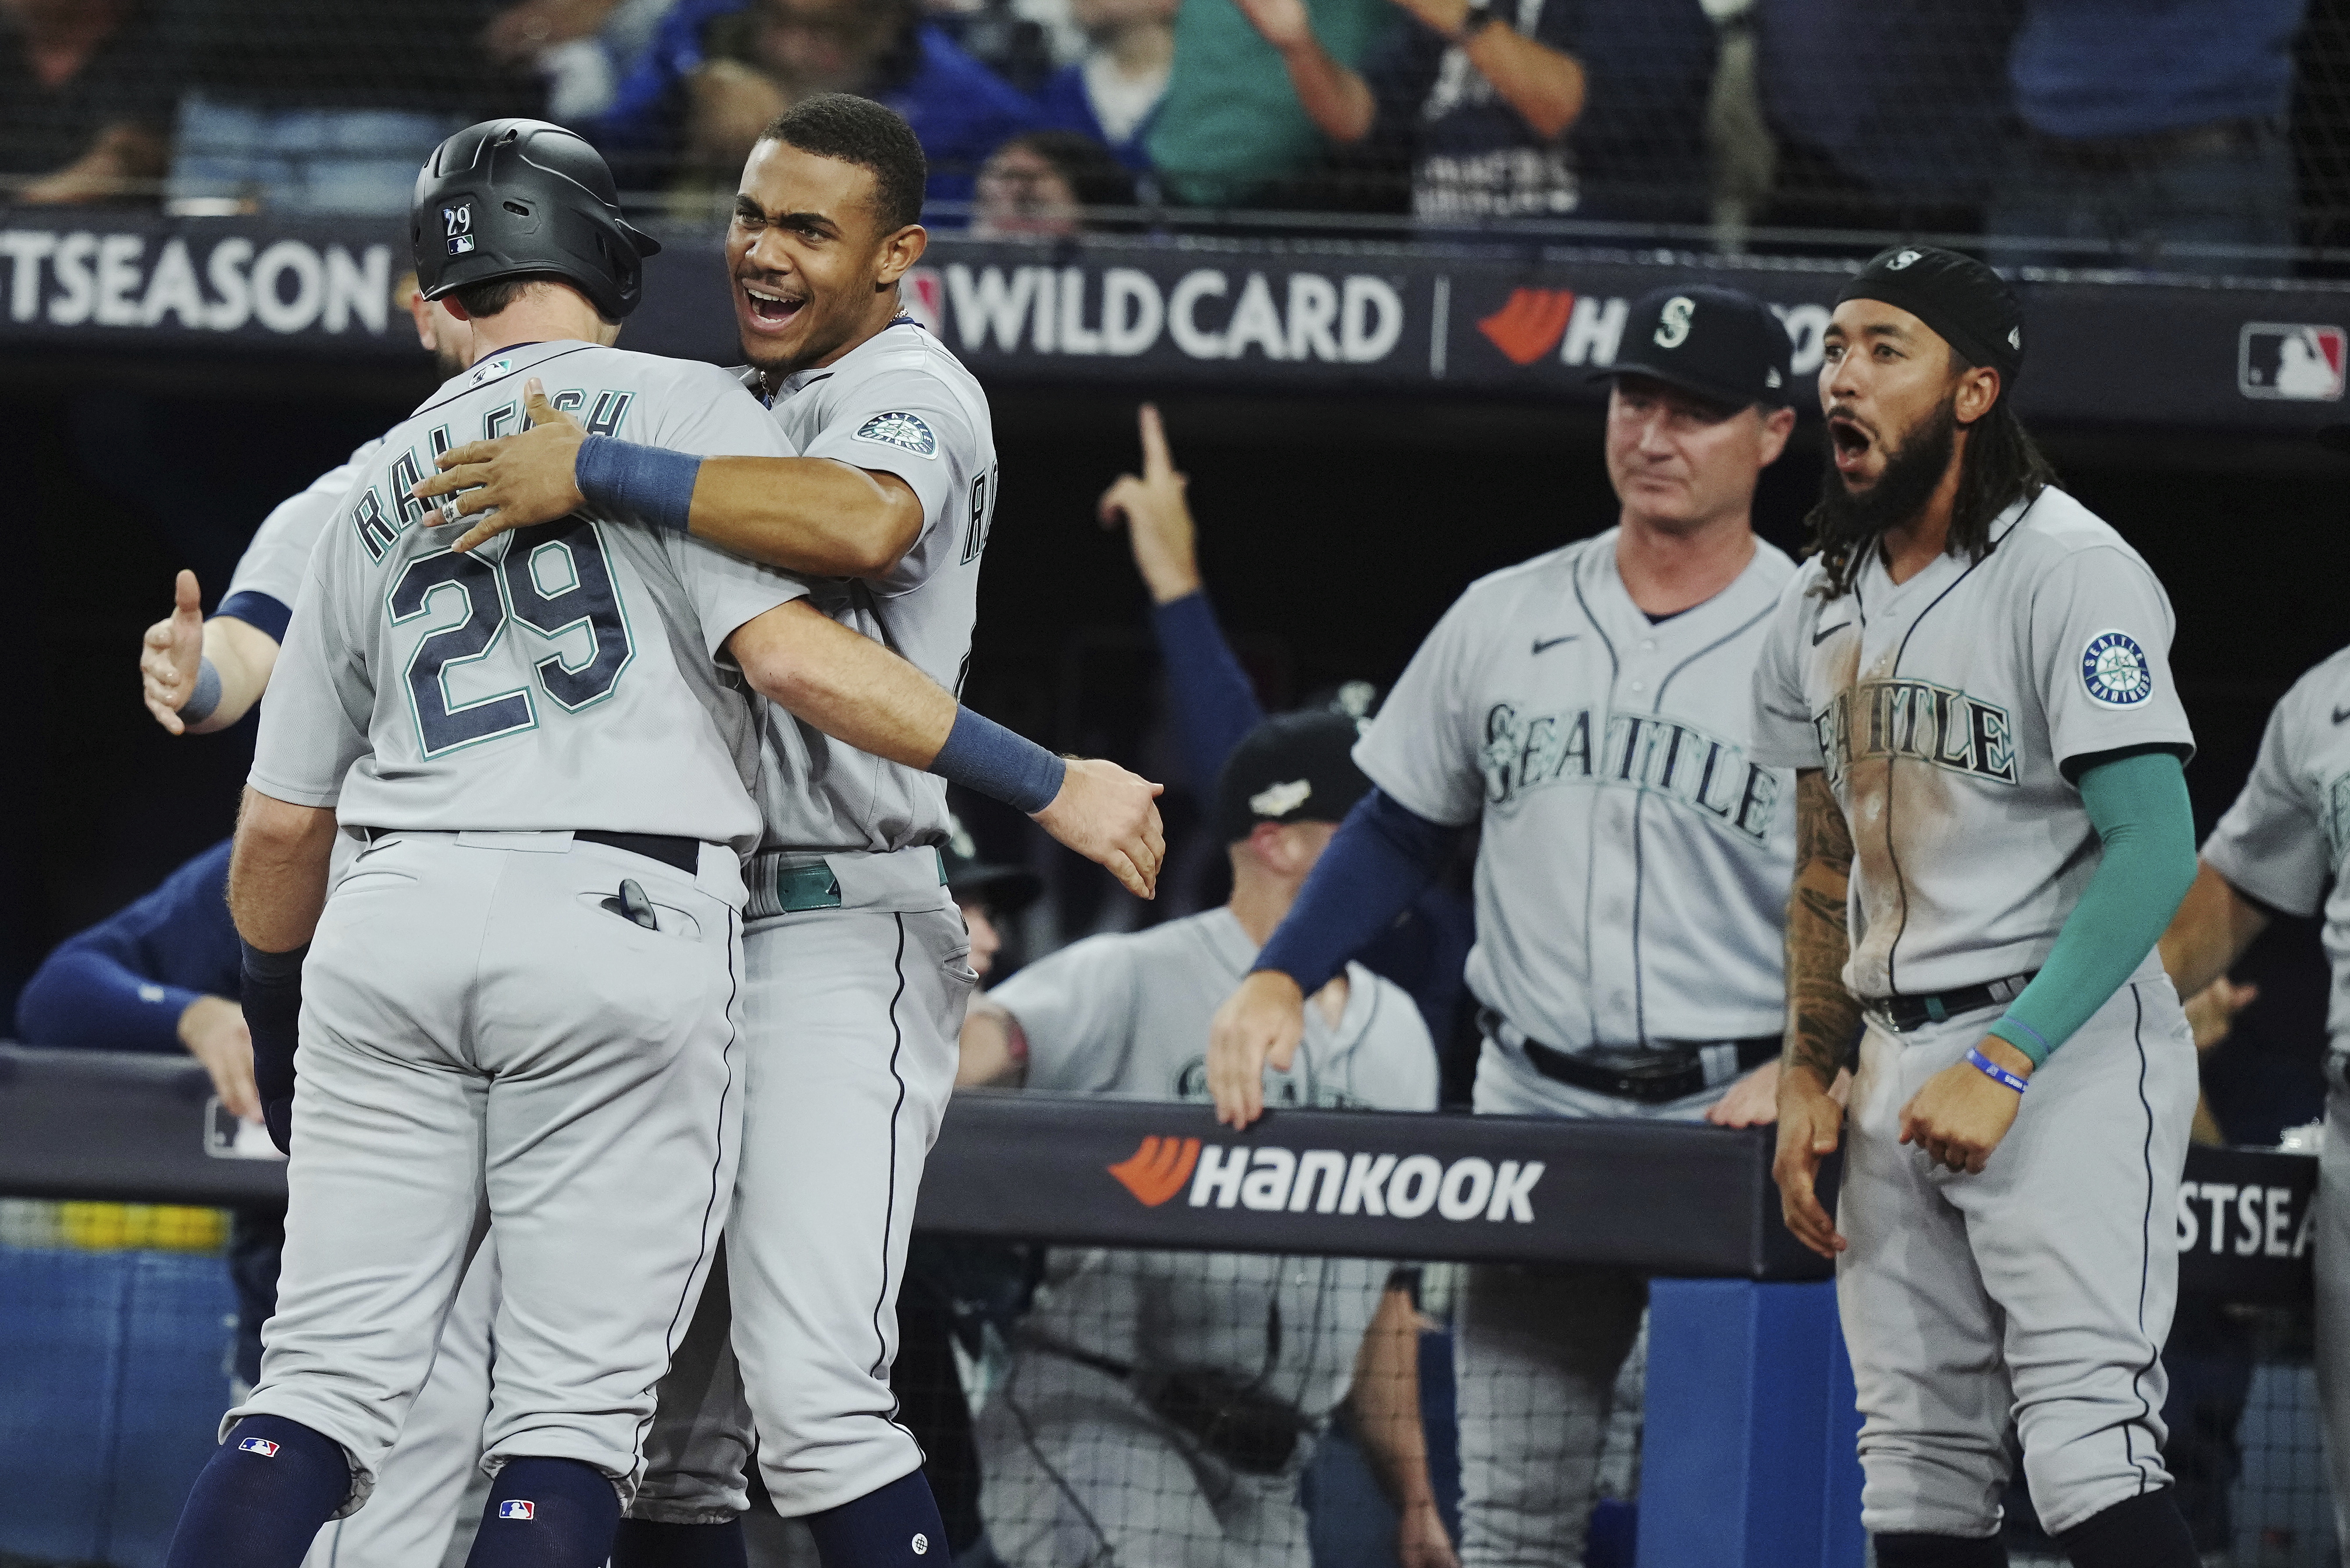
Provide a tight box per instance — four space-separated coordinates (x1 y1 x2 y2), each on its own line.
1355 531 1798 1056
2200 646 2350 1054
1750 488 2195 999
751 320 998 854
222 439 379 635
991 907 1435 1407
251 341 802 852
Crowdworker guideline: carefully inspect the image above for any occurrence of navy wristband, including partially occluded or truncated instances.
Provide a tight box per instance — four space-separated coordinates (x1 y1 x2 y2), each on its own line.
575 435 702 535
181 657 223 724
931 707 1067 816
1965 1047 2030 1094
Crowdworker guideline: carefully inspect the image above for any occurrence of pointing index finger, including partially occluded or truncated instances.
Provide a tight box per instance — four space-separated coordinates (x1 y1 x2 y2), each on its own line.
1138 403 1172 482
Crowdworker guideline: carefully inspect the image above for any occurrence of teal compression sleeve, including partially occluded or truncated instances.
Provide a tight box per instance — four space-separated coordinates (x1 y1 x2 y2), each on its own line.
1985 750 2197 1068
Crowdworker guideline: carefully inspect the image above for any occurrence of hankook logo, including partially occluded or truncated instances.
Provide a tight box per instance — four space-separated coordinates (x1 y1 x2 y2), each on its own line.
1106 1137 1545 1222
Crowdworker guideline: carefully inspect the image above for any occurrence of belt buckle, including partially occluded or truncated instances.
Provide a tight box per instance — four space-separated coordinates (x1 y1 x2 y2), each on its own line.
773 862 842 913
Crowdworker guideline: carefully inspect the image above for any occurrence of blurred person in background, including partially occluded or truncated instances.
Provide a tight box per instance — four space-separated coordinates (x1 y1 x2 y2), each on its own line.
1231 0 1716 223
972 127 1137 235
158 0 530 215
1751 0 2016 240
1098 402 1478 1083
924 0 1061 95
1145 0 1392 207
1033 0 1178 171
594 0 1040 206
959 711 1456 1568
0 0 169 204
1990 0 2309 270
477 0 680 125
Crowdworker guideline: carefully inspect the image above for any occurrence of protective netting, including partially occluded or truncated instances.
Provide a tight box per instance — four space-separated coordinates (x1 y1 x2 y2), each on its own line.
7 2 2350 272
0 1200 2337 1567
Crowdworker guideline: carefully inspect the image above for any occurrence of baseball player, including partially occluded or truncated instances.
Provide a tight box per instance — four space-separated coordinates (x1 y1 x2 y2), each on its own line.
2154 642 2350 1562
1208 285 1805 1567
140 274 467 737
406 96 1155 1566
960 711 1447 1568
1755 246 2203 1567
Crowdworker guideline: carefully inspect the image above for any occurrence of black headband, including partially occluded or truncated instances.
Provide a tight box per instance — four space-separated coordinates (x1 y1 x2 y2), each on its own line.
1836 245 2024 384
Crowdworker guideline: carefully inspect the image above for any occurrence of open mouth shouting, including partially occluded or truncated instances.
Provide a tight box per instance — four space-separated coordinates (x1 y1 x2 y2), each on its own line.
738 276 808 335
1827 412 1875 476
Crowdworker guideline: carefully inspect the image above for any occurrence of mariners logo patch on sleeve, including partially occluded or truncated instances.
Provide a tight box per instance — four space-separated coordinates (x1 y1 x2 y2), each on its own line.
854 411 938 458
2080 630 2154 706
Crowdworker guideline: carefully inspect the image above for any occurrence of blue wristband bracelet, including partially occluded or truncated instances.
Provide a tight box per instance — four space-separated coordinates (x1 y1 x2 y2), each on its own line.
181 656 224 725
575 434 702 535
1965 1047 2030 1094
931 707 1067 816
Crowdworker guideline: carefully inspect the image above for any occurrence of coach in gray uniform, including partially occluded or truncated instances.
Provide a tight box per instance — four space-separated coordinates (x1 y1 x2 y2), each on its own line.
960 712 1446 1568
1208 287 1803 1568
413 96 1163 1566
2158 644 2350 1562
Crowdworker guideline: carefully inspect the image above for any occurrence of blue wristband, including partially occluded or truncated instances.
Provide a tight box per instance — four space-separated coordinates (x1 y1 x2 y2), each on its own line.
1965 1047 2030 1094
930 707 1067 816
181 656 224 724
575 435 702 535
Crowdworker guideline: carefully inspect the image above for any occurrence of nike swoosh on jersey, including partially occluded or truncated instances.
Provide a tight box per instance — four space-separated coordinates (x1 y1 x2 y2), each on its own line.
1812 621 1854 646
1531 635 1580 655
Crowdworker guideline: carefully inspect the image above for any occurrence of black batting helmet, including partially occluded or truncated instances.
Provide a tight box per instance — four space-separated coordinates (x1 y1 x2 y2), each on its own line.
411 119 659 321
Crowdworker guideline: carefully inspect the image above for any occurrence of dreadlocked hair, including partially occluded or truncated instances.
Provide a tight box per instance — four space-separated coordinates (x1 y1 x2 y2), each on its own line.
1805 351 2058 598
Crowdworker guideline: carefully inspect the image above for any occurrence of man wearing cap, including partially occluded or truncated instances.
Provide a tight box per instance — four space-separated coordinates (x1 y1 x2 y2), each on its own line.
1208 284 1805 1566
958 711 1451 1568
1755 245 2203 1566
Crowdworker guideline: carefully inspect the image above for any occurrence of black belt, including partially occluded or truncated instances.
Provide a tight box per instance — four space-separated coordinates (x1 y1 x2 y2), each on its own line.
1482 1010 1777 1103
1866 972 2036 1034
574 831 701 875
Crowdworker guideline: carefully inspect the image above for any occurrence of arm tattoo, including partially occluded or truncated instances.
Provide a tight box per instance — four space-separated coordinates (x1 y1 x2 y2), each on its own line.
1782 770 1861 1086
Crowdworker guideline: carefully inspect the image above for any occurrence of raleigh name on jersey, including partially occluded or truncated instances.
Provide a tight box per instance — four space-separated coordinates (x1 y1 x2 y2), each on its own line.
748 320 998 856
1355 531 1798 1053
2201 646 2350 1056
1750 488 2195 1000
252 341 802 853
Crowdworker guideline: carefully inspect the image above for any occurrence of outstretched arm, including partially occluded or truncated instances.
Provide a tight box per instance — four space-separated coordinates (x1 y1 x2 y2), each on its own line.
1774 770 1859 1258
725 602 1167 899
141 571 285 734
1234 0 1378 143
414 382 926 578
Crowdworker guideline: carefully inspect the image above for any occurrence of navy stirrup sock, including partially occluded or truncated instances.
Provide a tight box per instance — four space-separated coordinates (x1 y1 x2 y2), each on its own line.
1873 1532 2008 1568
805 1469 952 1567
612 1518 749 1568
465 1457 623 1568
2054 1487 2198 1568
165 1415 352 1568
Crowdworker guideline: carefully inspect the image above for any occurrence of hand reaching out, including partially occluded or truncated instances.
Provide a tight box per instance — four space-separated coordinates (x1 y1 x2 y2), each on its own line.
1098 404 1203 605
140 570 206 734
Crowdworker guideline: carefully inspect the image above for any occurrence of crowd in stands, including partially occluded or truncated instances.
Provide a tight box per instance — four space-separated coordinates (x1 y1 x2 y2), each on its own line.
0 0 2330 264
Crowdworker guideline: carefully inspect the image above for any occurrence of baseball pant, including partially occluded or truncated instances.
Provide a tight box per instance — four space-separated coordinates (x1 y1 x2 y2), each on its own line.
300 1246 497 1568
1837 975 2197 1538
2314 1066 2350 1566
974 1345 1312 1568
632 873 974 1520
231 833 745 1510
1452 1041 1722 1568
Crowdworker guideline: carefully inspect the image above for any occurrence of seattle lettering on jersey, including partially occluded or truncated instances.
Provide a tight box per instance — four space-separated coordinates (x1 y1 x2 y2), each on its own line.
1809 677 2018 789
350 387 632 563
1481 701 1778 845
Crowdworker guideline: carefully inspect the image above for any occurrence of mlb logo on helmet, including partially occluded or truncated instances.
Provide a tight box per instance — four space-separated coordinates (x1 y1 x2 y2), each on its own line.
2238 322 2345 402
498 1501 536 1520
237 1437 281 1458
444 203 477 257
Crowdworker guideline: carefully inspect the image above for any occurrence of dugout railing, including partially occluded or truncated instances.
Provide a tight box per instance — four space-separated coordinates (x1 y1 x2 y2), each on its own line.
0 1044 2329 1568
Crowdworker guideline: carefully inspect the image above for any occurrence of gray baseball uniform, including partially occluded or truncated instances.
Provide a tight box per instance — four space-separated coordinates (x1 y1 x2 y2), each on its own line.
632 318 1001 1525
1749 488 2200 1538
232 339 801 1513
975 907 1438 1568
221 438 379 629
2194 645 2350 1557
1353 529 1798 1567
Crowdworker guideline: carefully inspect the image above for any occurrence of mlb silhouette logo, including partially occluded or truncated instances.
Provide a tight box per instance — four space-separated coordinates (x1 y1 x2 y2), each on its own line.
237 1437 281 1458
499 1501 536 1520
445 203 477 257
2239 323 2345 401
